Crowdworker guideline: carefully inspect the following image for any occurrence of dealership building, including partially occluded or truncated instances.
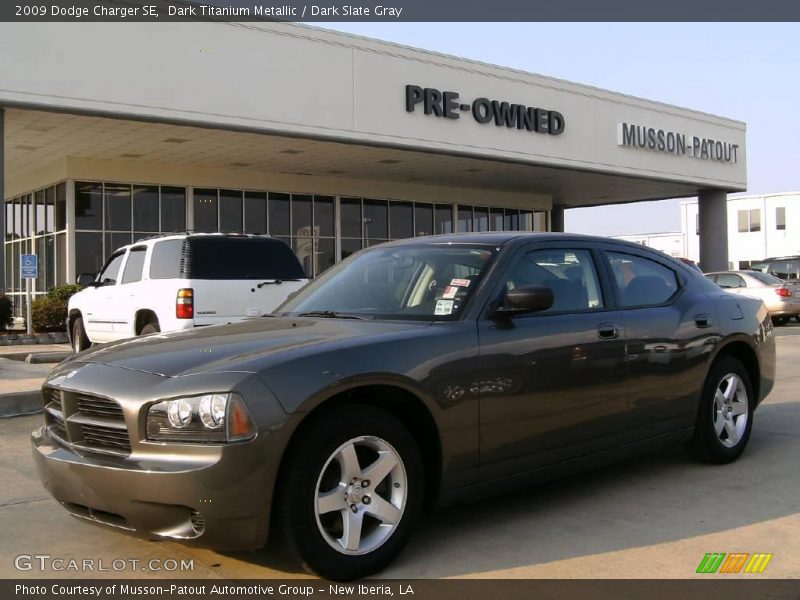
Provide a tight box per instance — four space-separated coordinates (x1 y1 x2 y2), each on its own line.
1 21 747 315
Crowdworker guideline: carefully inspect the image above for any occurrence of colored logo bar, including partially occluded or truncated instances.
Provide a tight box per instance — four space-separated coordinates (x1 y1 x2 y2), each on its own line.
696 552 772 574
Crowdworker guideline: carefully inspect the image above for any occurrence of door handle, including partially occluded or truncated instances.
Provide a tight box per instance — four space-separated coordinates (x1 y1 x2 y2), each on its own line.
695 314 712 328
597 323 619 339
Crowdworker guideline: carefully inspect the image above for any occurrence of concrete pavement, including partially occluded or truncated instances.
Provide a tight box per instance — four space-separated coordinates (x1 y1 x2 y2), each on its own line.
0 327 799 579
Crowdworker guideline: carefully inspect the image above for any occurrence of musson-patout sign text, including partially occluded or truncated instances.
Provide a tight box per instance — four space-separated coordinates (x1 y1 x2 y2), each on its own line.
618 122 739 163
406 84 565 135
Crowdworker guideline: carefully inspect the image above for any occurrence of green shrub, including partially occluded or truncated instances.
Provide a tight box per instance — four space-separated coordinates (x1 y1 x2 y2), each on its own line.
0 293 13 330
31 296 69 332
47 284 83 303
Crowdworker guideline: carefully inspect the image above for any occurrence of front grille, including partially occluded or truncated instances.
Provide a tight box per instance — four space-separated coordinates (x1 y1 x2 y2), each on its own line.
76 394 124 419
42 387 131 456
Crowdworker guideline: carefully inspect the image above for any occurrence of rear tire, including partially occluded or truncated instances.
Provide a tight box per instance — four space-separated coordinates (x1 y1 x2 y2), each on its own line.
686 356 754 464
276 405 424 581
772 316 789 326
71 316 90 353
795 315 800 324
140 321 160 335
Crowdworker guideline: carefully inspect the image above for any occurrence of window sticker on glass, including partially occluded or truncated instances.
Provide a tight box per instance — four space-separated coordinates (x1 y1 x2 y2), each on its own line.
435 299 455 315
442 286 458 299
450 278 471 287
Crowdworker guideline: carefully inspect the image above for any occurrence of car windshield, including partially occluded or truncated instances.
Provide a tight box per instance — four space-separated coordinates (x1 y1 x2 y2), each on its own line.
277 243 498 321
748 271 784 285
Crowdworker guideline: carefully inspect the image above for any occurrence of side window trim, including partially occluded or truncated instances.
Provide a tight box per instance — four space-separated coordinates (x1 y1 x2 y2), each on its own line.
97 250 127 286
601 248 683 309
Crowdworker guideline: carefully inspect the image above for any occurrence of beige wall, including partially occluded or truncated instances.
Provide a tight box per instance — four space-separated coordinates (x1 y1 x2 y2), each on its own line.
0 22 746 193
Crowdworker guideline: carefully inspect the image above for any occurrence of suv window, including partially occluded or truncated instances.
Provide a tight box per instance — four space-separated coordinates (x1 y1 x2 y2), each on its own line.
715 273 745 288
607 252 679 307
97 252 125 285
506 249 604 313
150 239 184 279
767 260 799 280
186 237 305 280
121 247 146 284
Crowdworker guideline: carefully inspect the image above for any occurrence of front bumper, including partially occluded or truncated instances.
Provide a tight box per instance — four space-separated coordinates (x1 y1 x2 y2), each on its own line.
30 361 298 551
31 426 271 550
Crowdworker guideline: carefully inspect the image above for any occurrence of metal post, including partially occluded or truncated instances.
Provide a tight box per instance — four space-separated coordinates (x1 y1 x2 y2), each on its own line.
698 189 729 272
25 277 32 335
550 205 565 232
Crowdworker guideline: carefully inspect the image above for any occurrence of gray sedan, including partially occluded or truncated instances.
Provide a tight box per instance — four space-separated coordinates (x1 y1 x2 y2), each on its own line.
32 233 775 580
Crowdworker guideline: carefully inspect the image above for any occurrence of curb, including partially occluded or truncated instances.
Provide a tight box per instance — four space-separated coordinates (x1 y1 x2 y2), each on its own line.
0 390 42 418
26 352 72 364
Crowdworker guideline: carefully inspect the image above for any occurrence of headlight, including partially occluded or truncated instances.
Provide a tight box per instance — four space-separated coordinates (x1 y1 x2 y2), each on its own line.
146 393 256 443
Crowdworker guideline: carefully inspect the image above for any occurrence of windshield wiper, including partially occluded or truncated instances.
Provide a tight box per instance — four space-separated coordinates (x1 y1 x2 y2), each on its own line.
256 278 303 288
296 311 371 320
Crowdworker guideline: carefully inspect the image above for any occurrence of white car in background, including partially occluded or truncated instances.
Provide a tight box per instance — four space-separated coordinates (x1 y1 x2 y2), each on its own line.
68 233 308 352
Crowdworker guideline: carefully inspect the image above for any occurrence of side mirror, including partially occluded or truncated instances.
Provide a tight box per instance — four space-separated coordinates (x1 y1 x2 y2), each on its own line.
495 285 554 317
77 273 96 287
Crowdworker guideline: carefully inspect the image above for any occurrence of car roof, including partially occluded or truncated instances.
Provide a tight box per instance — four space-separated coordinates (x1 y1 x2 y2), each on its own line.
379 231 649 249
110 232 275 252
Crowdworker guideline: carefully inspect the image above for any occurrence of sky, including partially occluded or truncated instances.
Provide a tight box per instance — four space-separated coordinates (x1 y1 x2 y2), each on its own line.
322 23 800 236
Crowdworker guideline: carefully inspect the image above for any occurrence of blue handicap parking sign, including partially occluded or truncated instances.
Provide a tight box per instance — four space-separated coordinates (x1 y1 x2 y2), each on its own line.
21 254 38 279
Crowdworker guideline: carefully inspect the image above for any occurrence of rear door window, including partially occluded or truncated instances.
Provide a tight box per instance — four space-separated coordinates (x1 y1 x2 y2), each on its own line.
607 252 680 308
186 236 306 280
121 247 147 284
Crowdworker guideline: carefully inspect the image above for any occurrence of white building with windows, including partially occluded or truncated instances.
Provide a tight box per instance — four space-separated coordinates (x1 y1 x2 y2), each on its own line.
681 192 800 269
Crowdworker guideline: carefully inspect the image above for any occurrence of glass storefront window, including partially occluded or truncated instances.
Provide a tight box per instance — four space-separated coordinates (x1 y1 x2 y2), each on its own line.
133 185 159 232
45 186 55 234
244 192 268 234
34 190 46 236
434 204 452 235
340 198 362 238
105 183 132 232
161 186 186 232
193 189 218 232
474 207 489 232
389 202 413 240
75 182 103 230
457 207 473 233
415 203 433 236
75 232 104 277
364 199 389 240
269 193 291 236
292 194 313 237
314 196 334 238
55 183 66 231
219 190 243 232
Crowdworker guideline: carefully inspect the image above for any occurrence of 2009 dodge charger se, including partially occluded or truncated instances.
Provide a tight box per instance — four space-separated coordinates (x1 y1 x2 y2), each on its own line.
32 233 775 580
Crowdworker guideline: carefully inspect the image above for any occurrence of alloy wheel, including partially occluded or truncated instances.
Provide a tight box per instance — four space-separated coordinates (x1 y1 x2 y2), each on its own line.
713 373 749 448
314 436 407 556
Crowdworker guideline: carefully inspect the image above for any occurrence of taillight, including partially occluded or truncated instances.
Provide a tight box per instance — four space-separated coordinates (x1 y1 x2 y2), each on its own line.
775 287 792 298
176 288 194 319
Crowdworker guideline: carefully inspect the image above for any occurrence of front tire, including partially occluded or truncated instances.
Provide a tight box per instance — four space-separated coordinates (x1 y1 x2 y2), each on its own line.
71 316 90 353
686 356 754 464
276 405 424 580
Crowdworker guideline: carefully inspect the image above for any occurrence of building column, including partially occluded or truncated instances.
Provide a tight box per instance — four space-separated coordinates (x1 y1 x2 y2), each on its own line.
698 189 729 272
0 107 5 291
550 205 565 232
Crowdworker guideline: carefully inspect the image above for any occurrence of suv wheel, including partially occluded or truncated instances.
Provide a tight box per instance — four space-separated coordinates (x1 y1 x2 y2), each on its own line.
772 316 789 326
71 316 90 353
277 405 424 580
686 356 754 464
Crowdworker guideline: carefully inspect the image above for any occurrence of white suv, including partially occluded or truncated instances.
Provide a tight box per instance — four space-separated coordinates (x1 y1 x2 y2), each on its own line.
68 233 308 352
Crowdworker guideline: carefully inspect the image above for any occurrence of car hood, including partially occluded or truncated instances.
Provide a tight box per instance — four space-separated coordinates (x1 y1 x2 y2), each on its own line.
65 317 430 377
